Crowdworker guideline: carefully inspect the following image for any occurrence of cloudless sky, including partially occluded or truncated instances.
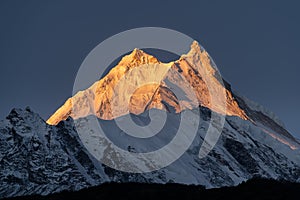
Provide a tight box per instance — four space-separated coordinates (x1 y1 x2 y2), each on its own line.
0 0 299 137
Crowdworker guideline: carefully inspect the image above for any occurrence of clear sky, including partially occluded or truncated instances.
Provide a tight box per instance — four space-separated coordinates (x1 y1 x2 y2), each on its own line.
0 0 299 138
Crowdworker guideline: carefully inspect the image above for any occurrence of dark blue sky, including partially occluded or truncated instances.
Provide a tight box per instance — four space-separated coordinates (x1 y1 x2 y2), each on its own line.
0 0 299 137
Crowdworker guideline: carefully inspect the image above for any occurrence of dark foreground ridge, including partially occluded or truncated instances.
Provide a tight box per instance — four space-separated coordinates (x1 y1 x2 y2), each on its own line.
3 178 300 200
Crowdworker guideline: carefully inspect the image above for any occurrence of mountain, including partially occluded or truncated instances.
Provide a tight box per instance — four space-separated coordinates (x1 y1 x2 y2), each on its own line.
1 41 300 198
47 41 247 125
0 108 107 197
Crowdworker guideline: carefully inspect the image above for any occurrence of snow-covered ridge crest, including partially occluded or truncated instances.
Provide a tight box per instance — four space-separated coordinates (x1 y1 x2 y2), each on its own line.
237 93 285 128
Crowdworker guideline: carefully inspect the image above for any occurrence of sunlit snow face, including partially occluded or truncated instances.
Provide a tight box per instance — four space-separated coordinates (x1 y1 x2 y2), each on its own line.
69 27 227 173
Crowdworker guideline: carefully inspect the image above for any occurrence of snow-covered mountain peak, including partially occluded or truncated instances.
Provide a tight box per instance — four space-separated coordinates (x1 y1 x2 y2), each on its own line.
47 41 248 125
184 40 202 56
118 47 160 67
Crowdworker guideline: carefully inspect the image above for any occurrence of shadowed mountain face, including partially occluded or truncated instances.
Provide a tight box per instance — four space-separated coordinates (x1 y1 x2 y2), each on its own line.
1 41 300 198
1 107 300 199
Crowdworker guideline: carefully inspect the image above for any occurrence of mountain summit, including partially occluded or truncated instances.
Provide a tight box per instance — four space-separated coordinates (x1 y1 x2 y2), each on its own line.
47 41 247 125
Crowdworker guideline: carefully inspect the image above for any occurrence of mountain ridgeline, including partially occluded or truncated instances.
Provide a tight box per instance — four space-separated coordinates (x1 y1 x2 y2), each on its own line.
47 41 248 125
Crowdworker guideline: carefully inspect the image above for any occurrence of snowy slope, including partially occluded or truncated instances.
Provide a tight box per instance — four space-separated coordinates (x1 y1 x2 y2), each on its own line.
0 107 108 197
1 105 300 198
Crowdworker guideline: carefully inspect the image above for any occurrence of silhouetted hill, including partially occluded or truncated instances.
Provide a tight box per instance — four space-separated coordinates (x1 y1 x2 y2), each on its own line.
3 178 300 200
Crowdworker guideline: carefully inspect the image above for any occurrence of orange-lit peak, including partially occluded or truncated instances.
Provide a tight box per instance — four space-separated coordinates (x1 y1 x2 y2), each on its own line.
47 41 248 125
118 48 160 67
